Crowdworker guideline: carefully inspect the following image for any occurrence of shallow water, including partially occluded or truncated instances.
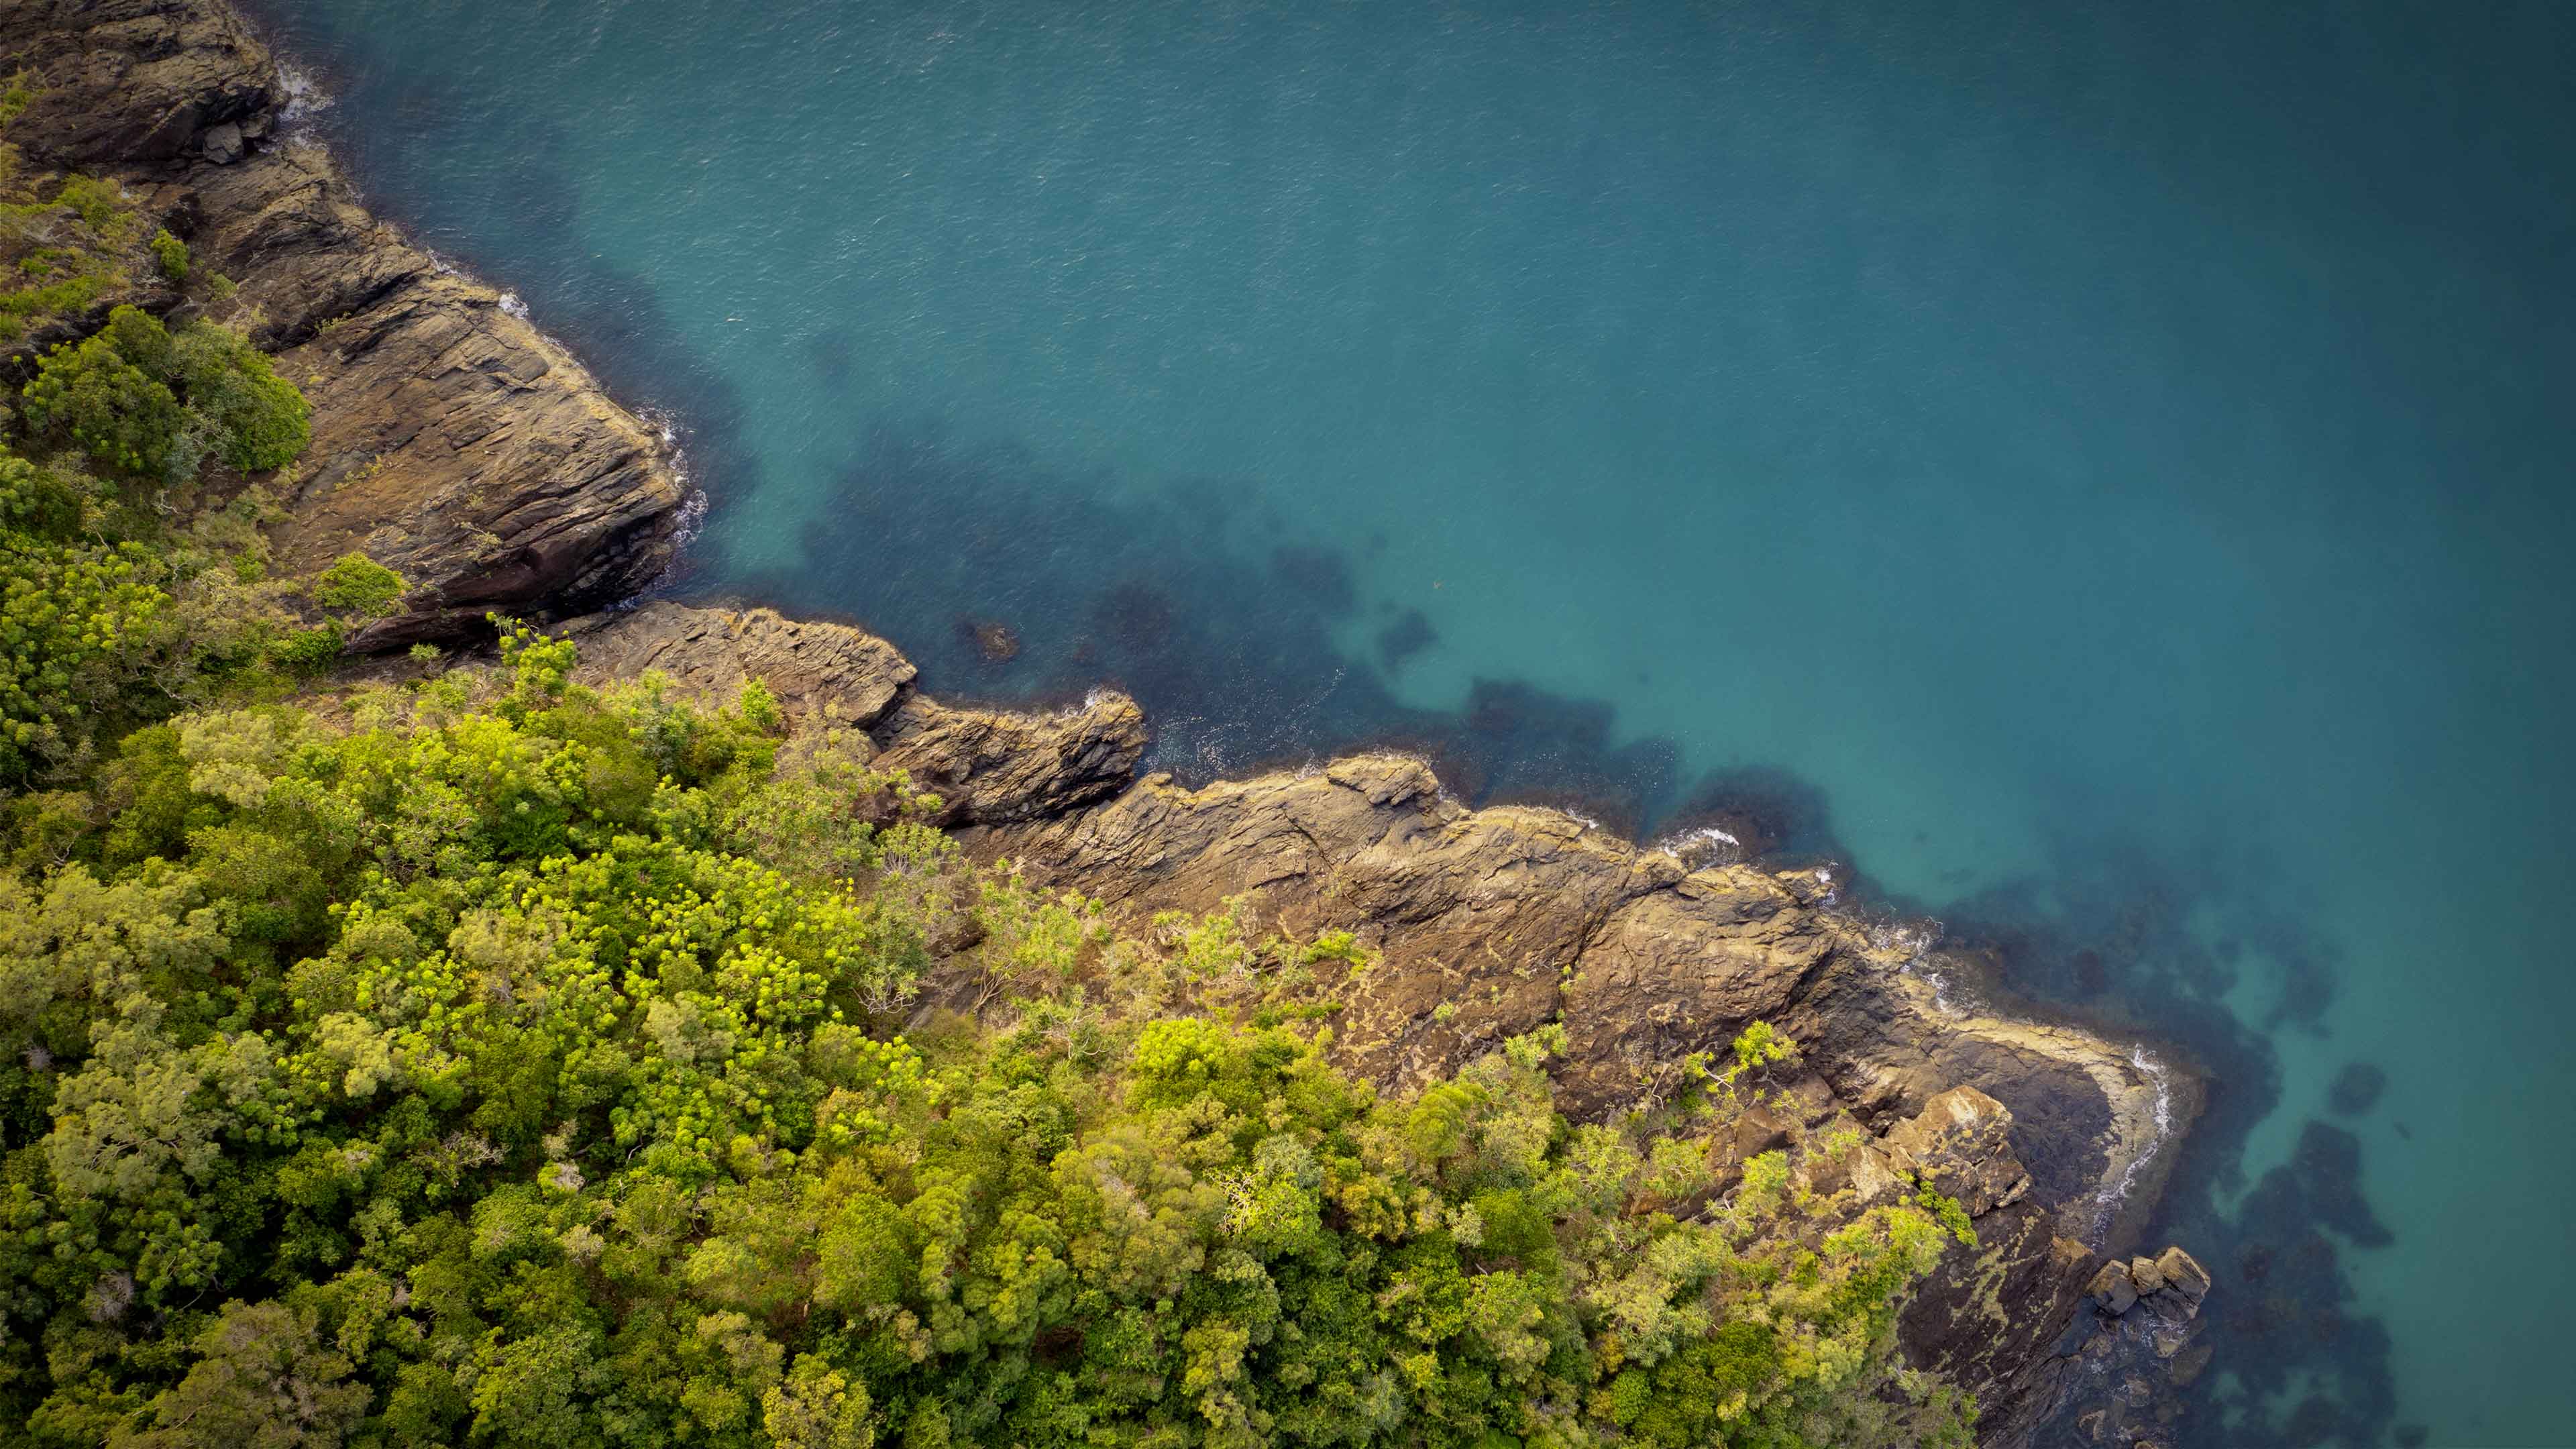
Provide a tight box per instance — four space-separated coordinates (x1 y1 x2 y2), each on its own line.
249 1 2576 1441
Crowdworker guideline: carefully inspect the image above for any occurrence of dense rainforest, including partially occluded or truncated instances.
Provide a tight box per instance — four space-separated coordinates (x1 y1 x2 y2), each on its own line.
0 101 1982 1449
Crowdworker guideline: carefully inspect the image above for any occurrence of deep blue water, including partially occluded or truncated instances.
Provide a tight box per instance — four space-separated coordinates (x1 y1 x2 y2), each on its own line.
248 1 2576 1442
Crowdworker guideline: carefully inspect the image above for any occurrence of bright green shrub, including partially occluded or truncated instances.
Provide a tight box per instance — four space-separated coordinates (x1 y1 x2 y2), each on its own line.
0 444 166 779
0 533 164 772
0 70 35 128
313 550 405 617
19 325 184 476
49 173 127 234
150 227 189 284
0 451 79 536
169 315 311 472
19 305 311 480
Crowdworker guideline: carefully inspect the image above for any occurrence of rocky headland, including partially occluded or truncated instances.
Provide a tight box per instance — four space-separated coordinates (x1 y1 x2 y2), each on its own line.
0 2 2213 1441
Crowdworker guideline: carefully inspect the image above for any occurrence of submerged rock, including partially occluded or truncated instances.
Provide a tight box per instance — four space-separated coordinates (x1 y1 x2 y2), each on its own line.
960 616 1022 663
2328 1060 2390 1115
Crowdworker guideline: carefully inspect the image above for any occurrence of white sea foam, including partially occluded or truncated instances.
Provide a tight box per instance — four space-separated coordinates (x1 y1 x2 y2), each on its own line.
1888 928 1971 1018
665 486 710 555
276 63 334 126
637 407 687 452
1654 825 1742 859
2090 1046 2176 1232
497 290 531 320
1870 918 1940 957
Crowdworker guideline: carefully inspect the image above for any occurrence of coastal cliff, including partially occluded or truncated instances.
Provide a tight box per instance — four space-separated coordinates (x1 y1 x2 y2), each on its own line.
1 0 685 644
0 2 2211 1440
561 600 2205 1444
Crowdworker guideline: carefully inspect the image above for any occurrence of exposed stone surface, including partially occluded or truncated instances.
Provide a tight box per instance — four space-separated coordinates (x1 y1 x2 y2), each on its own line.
871 692 1149 826
1906 1193 2102 1436
1883 1084 2035 1216
983 757 2172 1206
561 602 916 727
0 0 272 167
2153 1244 2212 1301
2090 1258 2142 1314
198 119 241 163
561 602 1148 828
1 0 688 643
2014 1243 2214 1447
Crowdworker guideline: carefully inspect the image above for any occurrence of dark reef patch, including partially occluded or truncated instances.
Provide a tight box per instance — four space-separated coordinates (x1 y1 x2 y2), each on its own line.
2327 1062 2388 1116
1923 843 2398 1448
1270 545 1356 616
1374 607 1436 672
1661 765 1848 868
696 419 1707 824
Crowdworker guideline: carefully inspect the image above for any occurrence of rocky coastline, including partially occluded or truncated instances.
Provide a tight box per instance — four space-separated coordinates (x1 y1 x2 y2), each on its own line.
0 2 2213 1441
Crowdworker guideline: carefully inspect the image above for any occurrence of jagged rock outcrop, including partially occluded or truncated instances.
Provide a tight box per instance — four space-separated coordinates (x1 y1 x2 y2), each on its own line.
561 602 918 727
1 0 688 642
0 0 272 166
2023 1246 2214 1447
1885 1084 2037 1214
869 690 1153 826
561 602 1149 827
983 757 2172 1210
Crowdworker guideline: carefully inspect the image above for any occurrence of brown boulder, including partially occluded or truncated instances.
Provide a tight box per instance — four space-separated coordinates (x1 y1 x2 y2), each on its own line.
2153 1245 2212 1302
2089 1259 2141 1315
1883 1085 2035 1215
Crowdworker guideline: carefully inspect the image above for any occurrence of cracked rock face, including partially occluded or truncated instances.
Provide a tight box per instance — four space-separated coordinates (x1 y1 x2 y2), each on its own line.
561 602 1150 829
2 0 688 642
561 603 918 728
0 0 272 166
1884 1084 2037 1216
987 755 2173 1205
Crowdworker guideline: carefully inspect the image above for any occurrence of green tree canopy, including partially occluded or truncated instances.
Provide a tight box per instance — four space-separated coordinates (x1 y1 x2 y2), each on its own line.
0 635 1977 1448
21 306 309 482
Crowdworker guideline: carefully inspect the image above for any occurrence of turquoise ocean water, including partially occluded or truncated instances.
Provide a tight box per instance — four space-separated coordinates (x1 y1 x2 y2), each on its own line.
246 1 2576 1442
